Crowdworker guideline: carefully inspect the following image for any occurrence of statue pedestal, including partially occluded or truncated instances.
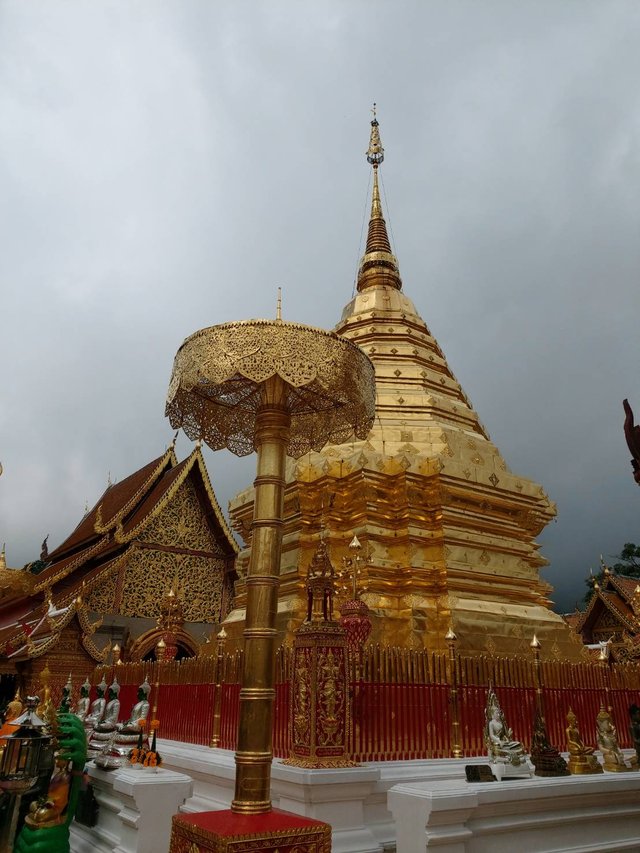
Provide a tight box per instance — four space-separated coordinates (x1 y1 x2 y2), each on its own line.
170 809 331 853
70 765 193 853
489 759 533 781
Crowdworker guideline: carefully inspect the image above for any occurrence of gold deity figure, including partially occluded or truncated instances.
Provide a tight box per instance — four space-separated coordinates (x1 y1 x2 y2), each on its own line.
5 688 23 722
596 705 631 772
565 708 602 775
485 687 525 766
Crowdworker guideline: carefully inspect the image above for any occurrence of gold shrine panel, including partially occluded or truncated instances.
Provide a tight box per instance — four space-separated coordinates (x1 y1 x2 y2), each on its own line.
120 548 225 623
86 564 119 614
139 477 226 555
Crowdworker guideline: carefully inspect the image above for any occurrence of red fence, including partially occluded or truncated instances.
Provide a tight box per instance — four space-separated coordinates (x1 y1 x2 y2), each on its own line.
85 649 640 761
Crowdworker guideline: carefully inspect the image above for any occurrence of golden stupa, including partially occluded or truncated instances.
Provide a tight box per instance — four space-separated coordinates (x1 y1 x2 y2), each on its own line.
226 110 581 660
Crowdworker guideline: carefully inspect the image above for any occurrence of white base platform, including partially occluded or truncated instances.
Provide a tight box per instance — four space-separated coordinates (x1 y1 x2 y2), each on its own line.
388 773 640 853
72 743 640 853
70 765 193 853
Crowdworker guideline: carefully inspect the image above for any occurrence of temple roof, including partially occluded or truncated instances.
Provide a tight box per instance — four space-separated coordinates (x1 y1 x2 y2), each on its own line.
0 445 238 660
575 572 640 636
48 450 175 560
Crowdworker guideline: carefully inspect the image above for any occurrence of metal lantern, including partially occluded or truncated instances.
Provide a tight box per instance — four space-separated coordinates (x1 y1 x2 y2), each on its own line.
0 697 48 791
0 696 50 853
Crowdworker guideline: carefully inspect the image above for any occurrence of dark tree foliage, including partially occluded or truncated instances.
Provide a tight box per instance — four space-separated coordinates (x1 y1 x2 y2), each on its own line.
612 543 640 576
583 543 640 603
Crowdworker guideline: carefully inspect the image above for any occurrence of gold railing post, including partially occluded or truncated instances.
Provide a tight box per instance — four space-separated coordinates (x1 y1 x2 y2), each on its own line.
598 641 611 708
531 634 543 714
210 627 227 749
446 627 463 758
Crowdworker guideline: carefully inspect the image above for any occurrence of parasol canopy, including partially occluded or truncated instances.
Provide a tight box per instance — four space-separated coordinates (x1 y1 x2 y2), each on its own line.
166 319 376 458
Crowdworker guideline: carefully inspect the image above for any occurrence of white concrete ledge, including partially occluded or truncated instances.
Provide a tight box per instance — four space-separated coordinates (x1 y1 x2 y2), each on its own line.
158 740 491 853
388 773 640 853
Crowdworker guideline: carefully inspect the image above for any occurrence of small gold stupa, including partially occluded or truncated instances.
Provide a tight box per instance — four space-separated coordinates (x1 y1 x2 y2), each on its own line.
227 108 581 659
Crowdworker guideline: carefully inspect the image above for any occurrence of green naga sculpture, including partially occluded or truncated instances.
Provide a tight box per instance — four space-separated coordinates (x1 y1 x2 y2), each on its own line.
14 712 87 853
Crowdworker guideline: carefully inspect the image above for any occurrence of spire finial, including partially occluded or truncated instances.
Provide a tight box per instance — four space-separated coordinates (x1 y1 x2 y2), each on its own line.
366 103 384 168
276 287 282 321
357 105 402 293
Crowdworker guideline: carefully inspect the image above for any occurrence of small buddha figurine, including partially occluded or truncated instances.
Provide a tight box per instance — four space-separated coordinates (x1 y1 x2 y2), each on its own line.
485 687 526 767
88 677 121 754
112 678 151 755
596 704 631 772
566 708 602 774
84 677 107 731
59 673 73 712
628 704 640 768
529 709 569 777
0 688 23 736
75 677 91 722
5 688 23 722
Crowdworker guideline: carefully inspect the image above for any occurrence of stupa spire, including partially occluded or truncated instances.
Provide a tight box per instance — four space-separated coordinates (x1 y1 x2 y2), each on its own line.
357 105 402 292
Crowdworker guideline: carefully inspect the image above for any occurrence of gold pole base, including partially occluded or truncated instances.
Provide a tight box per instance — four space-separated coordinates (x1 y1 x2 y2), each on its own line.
171 808 332 852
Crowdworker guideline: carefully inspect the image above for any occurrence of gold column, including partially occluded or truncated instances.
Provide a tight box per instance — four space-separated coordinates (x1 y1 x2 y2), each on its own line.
232 375 290 814
446 627 462 758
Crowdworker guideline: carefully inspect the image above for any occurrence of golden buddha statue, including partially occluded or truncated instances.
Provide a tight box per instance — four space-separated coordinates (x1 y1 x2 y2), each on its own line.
596 705 631 772
5 688 23 722
566 708 602 774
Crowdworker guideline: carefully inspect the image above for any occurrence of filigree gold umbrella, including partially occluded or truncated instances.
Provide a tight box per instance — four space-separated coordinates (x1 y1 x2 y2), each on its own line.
166 317 375 814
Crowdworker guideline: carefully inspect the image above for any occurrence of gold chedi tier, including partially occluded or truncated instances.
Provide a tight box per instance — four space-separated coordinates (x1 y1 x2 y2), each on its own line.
227 109 582 660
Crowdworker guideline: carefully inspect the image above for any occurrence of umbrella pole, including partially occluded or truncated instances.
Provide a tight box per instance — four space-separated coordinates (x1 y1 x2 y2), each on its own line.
232 375 290 814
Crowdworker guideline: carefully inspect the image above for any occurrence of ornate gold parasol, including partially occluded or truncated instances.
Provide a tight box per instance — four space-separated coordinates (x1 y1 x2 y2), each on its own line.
166 318 375 814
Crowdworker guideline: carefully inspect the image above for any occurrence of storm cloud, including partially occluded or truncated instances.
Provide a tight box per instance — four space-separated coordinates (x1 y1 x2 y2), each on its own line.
1 1 639 613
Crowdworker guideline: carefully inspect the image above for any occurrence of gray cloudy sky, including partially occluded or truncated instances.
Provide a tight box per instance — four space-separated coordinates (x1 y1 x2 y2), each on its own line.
1 1 639 613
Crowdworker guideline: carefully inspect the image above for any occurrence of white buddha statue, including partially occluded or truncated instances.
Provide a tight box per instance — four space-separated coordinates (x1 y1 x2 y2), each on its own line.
485 687 526 766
